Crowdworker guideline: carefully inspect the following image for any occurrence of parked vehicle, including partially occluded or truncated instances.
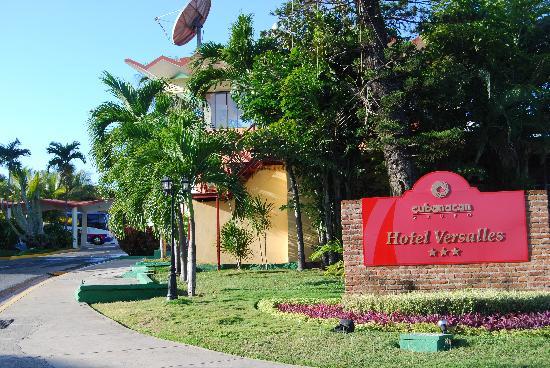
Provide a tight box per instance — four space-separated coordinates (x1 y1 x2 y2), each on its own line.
67 212 118 246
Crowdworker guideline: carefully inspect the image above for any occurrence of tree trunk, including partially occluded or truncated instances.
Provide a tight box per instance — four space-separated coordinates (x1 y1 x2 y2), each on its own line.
323 172 337 265
160 238 166 258
263 233 268 270
187 197 197 297
382 142 414 196
177 209 187 282
6 171 12 220
175 242 181 275
332 174 342 241
355 0 414 195
288 165 306 271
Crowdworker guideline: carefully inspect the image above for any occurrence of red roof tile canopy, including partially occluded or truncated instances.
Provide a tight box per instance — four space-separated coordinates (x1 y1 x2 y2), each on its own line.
1 199 113 212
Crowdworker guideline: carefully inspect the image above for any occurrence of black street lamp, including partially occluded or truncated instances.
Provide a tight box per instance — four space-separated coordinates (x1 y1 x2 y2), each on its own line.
181 177 190 193
162 176 178 301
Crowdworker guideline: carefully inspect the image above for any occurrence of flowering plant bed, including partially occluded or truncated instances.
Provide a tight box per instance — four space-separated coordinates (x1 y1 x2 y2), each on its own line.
258 298 550 336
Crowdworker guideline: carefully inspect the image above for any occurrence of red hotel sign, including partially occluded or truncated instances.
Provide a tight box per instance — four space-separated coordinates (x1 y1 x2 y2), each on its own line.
362 171 529 266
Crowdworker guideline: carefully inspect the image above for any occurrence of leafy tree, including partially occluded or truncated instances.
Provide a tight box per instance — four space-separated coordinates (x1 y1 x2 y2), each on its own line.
413 0 549 188
0 175 8 199
189 15 321 270
220 219 254 269
88 73 176 259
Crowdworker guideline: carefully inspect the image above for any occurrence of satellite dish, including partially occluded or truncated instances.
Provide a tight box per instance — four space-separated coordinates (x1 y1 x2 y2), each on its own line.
172 0 211 47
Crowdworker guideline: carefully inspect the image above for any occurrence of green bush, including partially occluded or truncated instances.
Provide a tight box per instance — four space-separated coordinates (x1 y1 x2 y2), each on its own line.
342 289 550 315
43 223 72 248
0 216 18 250
118 227 159 256
220 220 253 269
324 260 344 278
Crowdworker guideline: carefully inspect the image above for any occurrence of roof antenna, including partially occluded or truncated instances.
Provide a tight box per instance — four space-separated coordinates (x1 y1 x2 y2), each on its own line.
154 9 182 41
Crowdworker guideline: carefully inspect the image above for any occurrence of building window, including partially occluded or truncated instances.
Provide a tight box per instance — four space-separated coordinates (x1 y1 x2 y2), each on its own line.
205 92 250 129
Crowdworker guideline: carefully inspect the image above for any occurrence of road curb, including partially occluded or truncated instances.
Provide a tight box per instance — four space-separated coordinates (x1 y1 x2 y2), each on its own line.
0 248 78 261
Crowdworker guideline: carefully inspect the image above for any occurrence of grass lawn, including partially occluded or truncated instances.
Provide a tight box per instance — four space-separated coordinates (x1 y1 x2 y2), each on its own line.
93 268 550 368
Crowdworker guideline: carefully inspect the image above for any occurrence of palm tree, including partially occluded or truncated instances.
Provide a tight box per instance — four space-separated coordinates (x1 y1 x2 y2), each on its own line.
159 110 246 296
89 72 245 296
0 139 31 210
88 71 167 171
46 141 86 225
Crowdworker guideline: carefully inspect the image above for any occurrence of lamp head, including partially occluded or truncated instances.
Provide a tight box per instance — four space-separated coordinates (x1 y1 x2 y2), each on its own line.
437 319 448 334
161 177 173 195
181 177 190 192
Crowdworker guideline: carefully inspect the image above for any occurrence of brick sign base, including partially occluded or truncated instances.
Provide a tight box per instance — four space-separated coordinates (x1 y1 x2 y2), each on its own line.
341 191 549 294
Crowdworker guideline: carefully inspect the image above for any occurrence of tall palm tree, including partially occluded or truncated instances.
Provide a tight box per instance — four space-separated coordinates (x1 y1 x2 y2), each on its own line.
89 71 167 171
159 110 246 296
47 141 86 225
0 139 31 209
89 71 245 296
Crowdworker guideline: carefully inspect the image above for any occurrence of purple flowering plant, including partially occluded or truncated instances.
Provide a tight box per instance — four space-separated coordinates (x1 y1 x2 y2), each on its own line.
277 303 550 331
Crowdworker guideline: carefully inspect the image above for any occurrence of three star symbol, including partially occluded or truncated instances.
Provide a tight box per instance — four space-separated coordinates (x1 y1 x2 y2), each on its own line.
428 247 462 257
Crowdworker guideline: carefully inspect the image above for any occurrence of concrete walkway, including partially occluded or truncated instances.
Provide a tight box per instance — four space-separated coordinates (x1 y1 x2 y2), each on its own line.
0 259 300 368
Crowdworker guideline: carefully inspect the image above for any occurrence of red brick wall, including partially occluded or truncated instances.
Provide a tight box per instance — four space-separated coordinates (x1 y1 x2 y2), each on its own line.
341 190 550 294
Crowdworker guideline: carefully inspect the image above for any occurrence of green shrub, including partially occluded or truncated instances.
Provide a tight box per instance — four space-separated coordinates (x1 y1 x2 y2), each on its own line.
0 216 18 249
342 290 550 315
118 227 159 256
220 220 253 269
324 260 344 278
310 240 343 262
43 223 72 248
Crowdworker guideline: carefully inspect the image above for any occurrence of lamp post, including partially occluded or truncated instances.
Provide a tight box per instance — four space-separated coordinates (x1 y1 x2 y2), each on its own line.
162 176 178 301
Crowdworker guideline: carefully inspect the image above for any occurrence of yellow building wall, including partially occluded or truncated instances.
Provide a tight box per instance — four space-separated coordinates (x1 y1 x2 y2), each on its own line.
194 165 291 264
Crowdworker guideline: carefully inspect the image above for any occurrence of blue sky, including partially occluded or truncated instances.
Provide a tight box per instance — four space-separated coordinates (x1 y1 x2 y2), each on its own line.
0 0 283 182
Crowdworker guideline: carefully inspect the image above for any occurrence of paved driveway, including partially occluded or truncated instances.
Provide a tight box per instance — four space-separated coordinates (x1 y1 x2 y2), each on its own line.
0 258 301 368
0 245 124 304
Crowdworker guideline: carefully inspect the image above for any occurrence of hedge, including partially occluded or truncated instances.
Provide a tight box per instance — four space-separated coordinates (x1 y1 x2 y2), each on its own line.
342 289 550 315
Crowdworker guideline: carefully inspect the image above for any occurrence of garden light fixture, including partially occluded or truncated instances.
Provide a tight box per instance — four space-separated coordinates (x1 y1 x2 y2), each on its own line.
437 319 448 334
181 176 190 192
333 318 355 333
161 176 178 301
161 177 173 195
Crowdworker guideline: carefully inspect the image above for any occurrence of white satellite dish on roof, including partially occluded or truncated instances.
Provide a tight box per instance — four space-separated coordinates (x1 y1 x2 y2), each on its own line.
172 0 211 47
